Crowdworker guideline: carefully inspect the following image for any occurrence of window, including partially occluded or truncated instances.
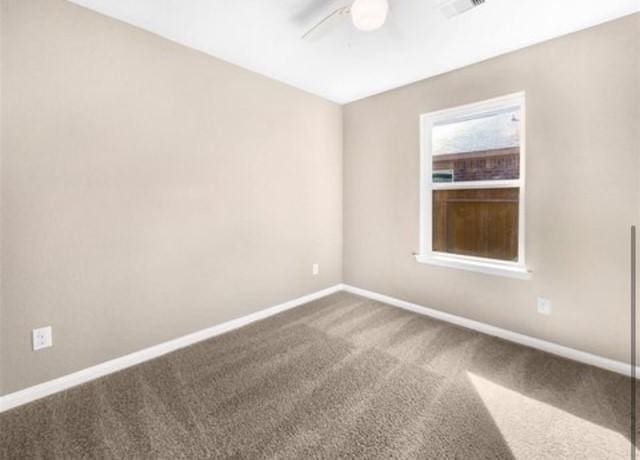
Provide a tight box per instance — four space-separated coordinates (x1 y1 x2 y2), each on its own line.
417 93 530 279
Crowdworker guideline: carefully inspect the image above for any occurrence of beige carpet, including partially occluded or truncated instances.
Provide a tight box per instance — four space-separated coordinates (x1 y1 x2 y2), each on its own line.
0 292 636 459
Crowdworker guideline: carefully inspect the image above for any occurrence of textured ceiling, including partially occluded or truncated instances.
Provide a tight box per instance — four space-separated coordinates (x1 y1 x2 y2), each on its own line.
68 0 640 103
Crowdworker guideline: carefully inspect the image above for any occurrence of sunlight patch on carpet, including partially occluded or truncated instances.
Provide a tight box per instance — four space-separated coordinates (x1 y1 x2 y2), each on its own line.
467 372 633 459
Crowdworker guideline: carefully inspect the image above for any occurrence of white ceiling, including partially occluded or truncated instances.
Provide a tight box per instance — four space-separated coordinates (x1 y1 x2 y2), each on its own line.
68 0 639 104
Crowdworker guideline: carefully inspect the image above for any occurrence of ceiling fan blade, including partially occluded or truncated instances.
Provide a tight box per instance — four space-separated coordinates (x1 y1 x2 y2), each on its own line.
301 6 351 40
293 0 334 24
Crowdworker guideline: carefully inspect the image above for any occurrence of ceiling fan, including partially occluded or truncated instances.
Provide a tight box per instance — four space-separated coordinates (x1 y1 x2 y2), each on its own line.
301 0 486 40
301 0 390 40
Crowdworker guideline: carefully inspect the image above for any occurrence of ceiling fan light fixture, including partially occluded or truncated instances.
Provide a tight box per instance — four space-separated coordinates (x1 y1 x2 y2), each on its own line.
351 0 389 31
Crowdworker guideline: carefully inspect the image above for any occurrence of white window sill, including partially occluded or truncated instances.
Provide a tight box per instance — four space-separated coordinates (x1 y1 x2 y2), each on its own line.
415 253 532 280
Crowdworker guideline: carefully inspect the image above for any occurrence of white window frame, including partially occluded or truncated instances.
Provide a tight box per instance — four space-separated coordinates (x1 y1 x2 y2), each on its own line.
416 92 531 280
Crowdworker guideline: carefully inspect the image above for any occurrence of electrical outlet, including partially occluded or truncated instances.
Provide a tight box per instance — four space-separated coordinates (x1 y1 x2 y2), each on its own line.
312 263 319 276
537 298 552 316
32 326 53 351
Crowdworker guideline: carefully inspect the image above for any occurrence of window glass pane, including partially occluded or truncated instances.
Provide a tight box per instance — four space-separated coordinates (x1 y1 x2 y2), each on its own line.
432 169 453 183
432 188 519 261
432 107 520 182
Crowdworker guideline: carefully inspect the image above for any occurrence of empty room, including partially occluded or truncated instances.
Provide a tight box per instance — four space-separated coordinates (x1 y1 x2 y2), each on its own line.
1 0 639 458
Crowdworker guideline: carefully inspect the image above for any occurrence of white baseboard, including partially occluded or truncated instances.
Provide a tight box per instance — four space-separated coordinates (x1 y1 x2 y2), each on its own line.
1 282 635 413
0 284 343 413
342 284 639 378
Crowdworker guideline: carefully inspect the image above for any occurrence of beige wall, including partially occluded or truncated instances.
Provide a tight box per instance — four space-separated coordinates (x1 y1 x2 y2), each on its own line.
343 14 640 364
0 1 3 397
0 0 343 394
